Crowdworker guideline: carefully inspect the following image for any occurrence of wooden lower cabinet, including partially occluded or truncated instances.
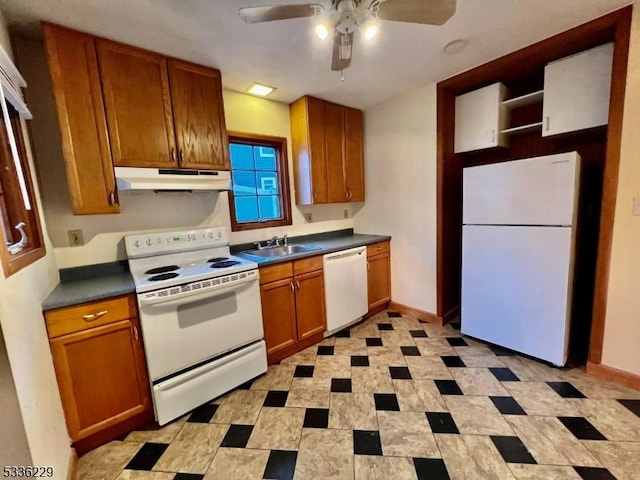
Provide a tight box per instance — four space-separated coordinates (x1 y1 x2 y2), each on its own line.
367 242 391 311
260 278 297 358
295 270 326 340
45 295 152 450
260 257 326 364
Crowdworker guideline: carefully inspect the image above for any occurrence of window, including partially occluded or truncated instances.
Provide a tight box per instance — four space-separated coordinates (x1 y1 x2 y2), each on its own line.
0 100 45 276
228 132 292 231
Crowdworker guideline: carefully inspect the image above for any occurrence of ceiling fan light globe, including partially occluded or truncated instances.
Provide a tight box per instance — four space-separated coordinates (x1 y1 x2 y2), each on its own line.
315 23 329 39
363 24 378 39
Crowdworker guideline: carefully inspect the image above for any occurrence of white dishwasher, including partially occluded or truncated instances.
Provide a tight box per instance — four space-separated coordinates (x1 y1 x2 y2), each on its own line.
323 246 368 335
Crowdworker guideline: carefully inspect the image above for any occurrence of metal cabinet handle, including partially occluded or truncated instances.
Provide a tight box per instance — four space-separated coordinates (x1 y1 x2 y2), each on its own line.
544 116 550 132
82 310 108 321
290 281 295 292
367 261 370 271
178 149 184 165
296 280 301 289
133 325 139 341
171 147 177 163
108 191 117 206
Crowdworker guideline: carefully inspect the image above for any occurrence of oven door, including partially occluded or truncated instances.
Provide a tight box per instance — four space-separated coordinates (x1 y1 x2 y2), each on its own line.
138 274 263 381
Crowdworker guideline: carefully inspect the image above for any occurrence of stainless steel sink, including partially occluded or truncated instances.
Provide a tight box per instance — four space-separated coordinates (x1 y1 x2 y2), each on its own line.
242 244 321 259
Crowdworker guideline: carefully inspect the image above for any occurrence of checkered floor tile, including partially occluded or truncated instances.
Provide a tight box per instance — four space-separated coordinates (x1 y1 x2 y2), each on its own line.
76 310 640 480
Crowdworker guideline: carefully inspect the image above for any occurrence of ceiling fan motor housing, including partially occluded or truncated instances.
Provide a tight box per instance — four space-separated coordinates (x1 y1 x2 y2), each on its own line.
336 0 358 33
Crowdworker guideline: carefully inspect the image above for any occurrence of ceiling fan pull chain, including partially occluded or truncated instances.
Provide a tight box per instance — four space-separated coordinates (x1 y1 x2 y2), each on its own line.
341 70 345 82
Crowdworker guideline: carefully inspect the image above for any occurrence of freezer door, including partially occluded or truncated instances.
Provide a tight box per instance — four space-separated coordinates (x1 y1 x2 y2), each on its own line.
461 225 575 366
463 152 580 226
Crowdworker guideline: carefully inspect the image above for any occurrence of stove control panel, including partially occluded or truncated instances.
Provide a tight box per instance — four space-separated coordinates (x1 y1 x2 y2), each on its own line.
125 227 228 258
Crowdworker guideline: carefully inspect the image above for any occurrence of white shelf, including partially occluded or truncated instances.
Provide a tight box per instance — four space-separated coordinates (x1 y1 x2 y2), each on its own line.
502 90 544 111
501 122 543 135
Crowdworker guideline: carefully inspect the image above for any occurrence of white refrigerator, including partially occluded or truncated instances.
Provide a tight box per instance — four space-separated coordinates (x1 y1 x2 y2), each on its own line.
461 151 580 366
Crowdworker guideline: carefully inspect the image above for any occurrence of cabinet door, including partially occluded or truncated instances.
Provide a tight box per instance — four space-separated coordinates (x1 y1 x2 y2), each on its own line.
260 278 297 359
42 24 119 214
97 40 177 168
295 270 326 340
454 83 508 153
168 60 229 170
307 97 328 203
344 107 364 202
367 253 391 311
324 102 347 203
49 318 150 441
542 43 613 137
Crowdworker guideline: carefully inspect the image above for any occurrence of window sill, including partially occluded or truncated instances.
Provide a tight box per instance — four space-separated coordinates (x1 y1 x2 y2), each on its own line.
231 218 293 232
1 246 46 277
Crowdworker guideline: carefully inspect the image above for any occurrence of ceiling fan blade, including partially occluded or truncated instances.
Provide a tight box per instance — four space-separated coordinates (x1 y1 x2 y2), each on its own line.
331 31 354 71
373 0 456 25
239 4 323 23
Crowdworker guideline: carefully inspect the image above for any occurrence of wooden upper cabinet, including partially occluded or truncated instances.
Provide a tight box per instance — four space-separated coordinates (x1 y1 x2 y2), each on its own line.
290 95 364 205
97 40 177 168
42 24 119 214
324 101 347 203
344 107 364 202
168 60 229 170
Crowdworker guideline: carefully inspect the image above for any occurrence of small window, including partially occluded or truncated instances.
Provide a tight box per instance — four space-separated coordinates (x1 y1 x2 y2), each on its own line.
0 101 45 276
228 132 292 231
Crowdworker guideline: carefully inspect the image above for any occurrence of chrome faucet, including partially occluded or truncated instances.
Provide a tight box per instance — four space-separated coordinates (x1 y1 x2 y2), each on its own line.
265 236 280 248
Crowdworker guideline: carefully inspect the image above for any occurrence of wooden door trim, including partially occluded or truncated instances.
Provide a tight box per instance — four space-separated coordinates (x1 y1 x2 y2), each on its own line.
435 8 632 359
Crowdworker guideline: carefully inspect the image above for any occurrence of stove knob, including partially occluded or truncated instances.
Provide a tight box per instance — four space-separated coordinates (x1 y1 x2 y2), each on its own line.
146 238 153 246
133 240 140 248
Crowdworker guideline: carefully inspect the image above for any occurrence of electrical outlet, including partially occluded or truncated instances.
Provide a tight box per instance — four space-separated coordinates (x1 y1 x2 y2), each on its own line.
68 229 84 247
343 209 349 219
303 212 312 223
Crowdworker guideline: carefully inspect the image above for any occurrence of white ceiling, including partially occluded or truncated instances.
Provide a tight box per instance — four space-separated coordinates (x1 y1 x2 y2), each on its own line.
0 0 632 109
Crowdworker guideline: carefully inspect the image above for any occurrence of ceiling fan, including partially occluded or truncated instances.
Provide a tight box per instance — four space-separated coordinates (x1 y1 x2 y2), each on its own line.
239 0 457 72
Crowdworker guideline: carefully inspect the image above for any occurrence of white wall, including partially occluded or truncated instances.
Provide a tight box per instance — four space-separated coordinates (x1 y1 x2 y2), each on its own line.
0 12 71 478
601 1 640 376
17 38 355 269
353 84 438 314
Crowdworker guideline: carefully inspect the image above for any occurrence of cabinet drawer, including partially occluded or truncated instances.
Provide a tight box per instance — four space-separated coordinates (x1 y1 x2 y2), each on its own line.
367 241 390 258
293 255 323 276
45 295 136 338
259 262 293 284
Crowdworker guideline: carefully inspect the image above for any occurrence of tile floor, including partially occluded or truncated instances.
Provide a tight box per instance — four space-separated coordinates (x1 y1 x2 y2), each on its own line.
77 311 640 480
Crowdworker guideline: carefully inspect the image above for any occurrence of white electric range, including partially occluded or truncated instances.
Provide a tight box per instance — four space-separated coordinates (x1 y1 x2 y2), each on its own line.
126 226 267 425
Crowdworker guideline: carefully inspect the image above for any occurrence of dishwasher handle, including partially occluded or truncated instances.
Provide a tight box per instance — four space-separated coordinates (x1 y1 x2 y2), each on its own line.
323 246 366 262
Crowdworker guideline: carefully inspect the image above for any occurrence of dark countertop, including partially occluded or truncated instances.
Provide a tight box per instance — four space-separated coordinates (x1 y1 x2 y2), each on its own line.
42 262 135 311
232 229 391 267
42 229 391 310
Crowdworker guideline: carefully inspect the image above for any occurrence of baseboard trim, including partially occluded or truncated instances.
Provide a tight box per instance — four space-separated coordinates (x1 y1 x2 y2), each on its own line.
586 361 640 390
67 448 78 480
389 302 442 326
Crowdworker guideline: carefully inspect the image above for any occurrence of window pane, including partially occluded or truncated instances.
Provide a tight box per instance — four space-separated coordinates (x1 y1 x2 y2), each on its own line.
235 196 259 223
258 195 281 220
232 170 257 196
254 146 276 171
256 171 279 195
230 143 254 170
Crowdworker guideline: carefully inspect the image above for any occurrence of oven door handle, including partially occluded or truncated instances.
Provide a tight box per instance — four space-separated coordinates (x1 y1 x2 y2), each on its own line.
139 276 258 308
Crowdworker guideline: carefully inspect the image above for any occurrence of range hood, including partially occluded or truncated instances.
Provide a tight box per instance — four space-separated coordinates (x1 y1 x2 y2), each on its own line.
115 167 231 191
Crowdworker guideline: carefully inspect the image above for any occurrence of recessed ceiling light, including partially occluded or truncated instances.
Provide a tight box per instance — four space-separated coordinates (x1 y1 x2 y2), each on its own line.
443 39 468 56
246 83 276 97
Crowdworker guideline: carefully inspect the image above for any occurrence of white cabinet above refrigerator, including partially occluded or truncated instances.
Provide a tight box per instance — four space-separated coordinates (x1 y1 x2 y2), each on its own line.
542 43 613 136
